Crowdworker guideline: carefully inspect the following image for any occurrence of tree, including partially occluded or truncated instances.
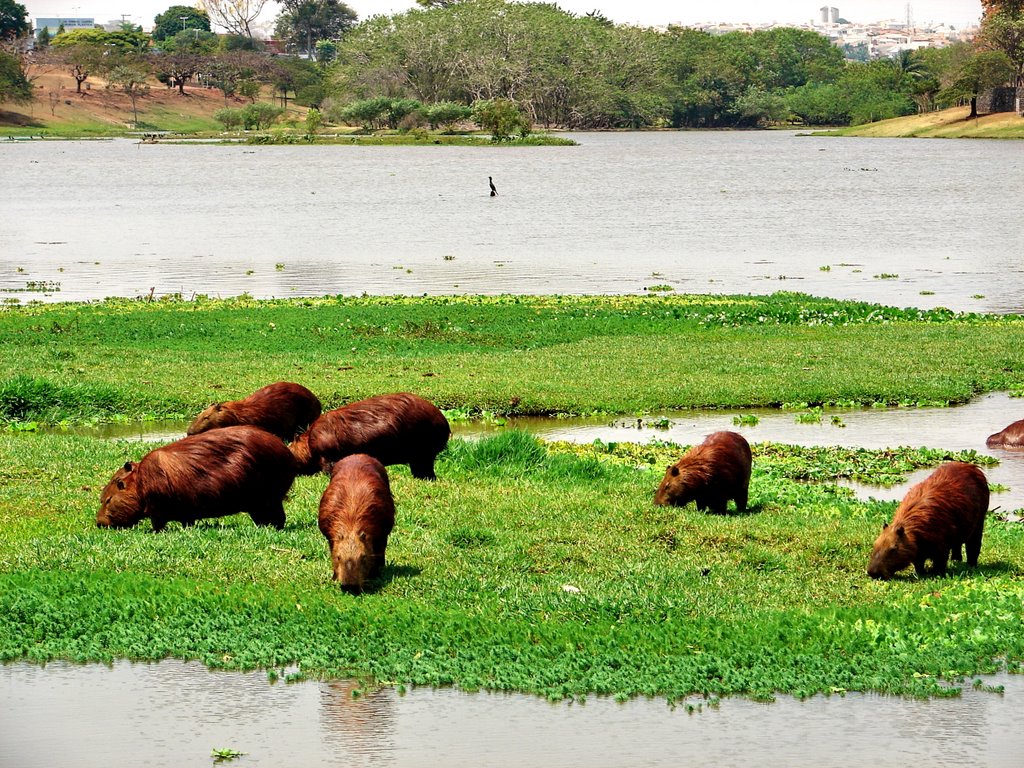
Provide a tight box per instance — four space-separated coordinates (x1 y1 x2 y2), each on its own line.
424 100 472 130
274 0 357 60
0 0 29 41
979 5 1024 85
47 43 104 93
106 64 151 125
50 28 149 55
472 97 530 140
200 0 272 40
152 5 211 42
944 49 1016 117
0 49 31 103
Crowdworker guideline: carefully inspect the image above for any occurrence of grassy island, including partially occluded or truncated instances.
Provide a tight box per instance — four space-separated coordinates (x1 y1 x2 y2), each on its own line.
1 293 1023 702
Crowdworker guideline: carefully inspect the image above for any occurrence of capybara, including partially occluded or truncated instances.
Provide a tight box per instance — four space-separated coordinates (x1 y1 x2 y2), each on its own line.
97 425 297 532
654 431 752 514
318 454 396 594
867 462 989 580
187 381 322 442
986 418 1024 449
290 392 450 479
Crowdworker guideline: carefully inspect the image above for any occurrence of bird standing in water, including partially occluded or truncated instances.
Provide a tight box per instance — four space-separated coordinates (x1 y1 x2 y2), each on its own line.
489 176 497 197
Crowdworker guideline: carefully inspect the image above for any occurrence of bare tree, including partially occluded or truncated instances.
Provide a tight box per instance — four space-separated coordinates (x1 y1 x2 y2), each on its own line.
200 0 272 40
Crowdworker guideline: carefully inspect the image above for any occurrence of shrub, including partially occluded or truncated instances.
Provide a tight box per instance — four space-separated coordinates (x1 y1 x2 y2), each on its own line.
471 98 531 141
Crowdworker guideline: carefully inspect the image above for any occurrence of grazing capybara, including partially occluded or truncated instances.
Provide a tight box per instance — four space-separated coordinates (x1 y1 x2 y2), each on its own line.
290 392 450 479
318 454 396 594
187 381 322 442
654 431 752 514
986 418 1024 449
97 426 297 532
867 462 989 580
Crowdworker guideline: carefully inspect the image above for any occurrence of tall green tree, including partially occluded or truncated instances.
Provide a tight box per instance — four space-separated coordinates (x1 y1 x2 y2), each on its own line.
152 5 212 42
273 0 357 60
0 49 32 103
943 49 1016 116
979 4 1024 85
0 0 29 41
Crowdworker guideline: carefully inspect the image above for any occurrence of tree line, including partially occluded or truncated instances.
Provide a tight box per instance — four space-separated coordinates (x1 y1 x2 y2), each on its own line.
3 0 1023 129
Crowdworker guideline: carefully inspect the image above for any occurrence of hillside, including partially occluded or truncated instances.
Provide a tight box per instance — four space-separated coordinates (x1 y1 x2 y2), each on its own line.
0 71 307 136
815 106 1024 139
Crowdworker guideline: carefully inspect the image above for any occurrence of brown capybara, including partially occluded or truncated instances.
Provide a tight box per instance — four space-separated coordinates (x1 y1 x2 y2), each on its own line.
290 392 450 479
986 418 1024 449
318 454 396 594
867 462 989 580
97 426 297 532
654 431 752 514
187 381 322 442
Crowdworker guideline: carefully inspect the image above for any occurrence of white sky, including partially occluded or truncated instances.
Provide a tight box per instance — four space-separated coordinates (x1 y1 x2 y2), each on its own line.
24 1 984 32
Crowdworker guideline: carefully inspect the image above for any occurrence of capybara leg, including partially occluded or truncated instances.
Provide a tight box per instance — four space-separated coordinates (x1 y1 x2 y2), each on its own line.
251 504 286 530
409 459 437 481
932 550 950 577
965 531 983 568
950 541 963 562
913 559 927 577
734 489 748 514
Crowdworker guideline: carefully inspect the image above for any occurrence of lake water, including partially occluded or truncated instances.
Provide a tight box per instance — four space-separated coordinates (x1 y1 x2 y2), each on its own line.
2 132 1023 312
3 661 1023 768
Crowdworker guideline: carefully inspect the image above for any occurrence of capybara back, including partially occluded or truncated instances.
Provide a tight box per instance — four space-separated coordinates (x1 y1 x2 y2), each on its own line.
654 431 752 514
97 425 297 531
318 454 396 594
293 392 450 479
187 381 322 442
867 462 988 579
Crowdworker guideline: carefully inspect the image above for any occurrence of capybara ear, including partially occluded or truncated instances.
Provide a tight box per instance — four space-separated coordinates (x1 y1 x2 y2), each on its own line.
214 403 224 412
123 461 134 472
895 524 905 538
669 466 679 476
881 522 888 531
358 530 368 542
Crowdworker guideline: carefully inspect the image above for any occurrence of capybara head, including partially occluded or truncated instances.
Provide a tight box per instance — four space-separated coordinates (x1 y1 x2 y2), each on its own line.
186 403 232 436
654 463 701 507
867 522 914 579
96 461 145 528
329 527 376 594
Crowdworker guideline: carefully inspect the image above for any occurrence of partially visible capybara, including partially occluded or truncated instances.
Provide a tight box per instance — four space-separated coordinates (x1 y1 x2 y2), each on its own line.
318 454 396 594
867 462 989 580
986 418 1024 448
187 381 322 442
97 425 297 532
291 392 450 479
654 431 752 514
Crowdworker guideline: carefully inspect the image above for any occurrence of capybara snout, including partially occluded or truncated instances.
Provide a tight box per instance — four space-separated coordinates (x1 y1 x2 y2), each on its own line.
867 462 988 579
318 454 396 594
654 431 751 514
986 418 1024 449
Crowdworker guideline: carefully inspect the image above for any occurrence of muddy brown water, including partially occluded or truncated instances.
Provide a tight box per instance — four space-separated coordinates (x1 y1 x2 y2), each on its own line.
2 661 1023 767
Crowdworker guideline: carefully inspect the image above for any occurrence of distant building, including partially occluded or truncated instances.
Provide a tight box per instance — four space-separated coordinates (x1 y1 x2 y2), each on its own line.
34 17 96 38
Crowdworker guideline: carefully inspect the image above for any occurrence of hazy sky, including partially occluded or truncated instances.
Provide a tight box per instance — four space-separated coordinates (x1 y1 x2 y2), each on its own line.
25 1 984 32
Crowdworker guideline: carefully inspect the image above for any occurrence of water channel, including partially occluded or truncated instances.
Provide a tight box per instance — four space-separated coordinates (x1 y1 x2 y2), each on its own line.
2 661 1023 768
2 132 1023 313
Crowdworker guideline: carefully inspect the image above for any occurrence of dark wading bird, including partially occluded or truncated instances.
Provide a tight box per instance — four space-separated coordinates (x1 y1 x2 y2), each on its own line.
489 176 497 197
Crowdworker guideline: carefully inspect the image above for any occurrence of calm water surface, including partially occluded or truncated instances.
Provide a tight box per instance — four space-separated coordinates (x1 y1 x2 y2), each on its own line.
2 133 1023 312
2 661 1023 768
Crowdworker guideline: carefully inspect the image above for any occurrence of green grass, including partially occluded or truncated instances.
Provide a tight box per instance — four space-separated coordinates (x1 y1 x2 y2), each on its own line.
1 293 1022 426
1 430 1022 702
1 293 1023 701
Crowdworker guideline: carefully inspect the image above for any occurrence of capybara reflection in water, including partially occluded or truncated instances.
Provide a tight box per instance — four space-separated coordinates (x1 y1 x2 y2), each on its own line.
654 431 752 514
97 426 297 532
318 454 396 594
187 381 322 443
986 418 1024 449
291 392 450 479
867 462 989 580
